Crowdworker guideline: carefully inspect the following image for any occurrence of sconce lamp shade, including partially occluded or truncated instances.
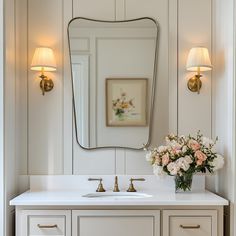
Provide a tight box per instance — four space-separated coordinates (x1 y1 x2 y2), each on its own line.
186 47 212 72
31 47 57 72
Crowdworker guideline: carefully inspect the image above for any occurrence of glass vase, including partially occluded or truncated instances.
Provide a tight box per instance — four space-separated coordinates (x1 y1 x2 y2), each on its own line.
175 173 193 193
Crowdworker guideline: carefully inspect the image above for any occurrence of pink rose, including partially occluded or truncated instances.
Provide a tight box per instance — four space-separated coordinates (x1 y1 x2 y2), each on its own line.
172 147 182 155
195 150 207 161
196 160 203 166
188 139 200 151
162 153 170 166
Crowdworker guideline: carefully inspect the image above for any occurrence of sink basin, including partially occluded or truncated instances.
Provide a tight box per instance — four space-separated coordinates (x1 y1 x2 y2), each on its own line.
82 192 152 199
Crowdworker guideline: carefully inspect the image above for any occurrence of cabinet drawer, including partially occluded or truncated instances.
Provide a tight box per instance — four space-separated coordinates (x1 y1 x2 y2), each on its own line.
169 216 211 236
19 210 71 236
29 215 65 235
72 210 160 236
163 210 217 236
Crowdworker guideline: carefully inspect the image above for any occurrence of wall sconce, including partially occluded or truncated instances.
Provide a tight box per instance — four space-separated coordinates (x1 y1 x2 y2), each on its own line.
186 47 212 94
30 47 57 95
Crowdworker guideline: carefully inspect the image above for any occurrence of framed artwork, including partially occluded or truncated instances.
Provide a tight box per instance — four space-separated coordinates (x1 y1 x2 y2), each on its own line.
106 78 147 126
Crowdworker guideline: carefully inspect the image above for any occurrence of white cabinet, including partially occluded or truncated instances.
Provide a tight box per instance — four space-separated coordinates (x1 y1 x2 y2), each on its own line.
16 209 223 236
163 210 218 236
72 210 160 236
18 210 71 236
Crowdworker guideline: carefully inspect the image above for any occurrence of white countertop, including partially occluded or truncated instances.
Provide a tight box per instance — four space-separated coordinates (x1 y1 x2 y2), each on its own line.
10 190 228 206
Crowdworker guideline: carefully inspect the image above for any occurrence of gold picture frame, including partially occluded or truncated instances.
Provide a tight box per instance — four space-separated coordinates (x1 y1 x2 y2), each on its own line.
106 78 147 127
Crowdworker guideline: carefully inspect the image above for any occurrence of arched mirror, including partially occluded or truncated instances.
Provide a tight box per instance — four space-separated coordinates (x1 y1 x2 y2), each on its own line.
68 17 159 150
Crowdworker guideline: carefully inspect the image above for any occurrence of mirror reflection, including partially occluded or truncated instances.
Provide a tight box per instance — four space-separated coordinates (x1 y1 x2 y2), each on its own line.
68 17 159 149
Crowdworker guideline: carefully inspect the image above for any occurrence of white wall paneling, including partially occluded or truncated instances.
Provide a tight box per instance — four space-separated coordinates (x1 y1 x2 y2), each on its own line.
0 0 4 235
4 0 31 235
4 0 17 235
178 0 212 137
168 0 178 134
25 0 213 176
212 0 235 235
28 0 64 174
63 0 73 174
73 0 116 20
15 0 29 190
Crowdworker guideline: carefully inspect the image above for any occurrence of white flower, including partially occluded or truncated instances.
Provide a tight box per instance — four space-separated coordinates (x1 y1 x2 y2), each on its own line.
175 156 192 172
153 164 166 176
202 137 214 148
170 140 181 149
167 162 180 175
181 161 190 171
182 145 188 153
210 154 224 171
175 158 183 169
184 155 193 164
157 145 168 153
145 151 153 162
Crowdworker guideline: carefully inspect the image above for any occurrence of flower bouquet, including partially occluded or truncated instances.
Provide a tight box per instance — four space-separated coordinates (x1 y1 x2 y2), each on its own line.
112 92 134 121
145 132 224 192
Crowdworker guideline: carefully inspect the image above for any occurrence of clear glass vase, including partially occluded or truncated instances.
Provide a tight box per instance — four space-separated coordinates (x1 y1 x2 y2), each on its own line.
175 173 193 193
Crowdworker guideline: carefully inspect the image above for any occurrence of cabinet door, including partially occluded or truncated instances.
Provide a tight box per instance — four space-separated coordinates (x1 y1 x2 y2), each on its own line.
72 210 160 236
18 210 71 236
163 210 218 236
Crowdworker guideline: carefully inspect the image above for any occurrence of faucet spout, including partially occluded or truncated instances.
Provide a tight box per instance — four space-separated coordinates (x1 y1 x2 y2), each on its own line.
113 176 120 192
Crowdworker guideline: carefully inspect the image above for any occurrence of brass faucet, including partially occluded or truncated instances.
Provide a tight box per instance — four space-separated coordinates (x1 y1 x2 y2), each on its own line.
127 178 145 192
113 176 120 192
88 178 106 192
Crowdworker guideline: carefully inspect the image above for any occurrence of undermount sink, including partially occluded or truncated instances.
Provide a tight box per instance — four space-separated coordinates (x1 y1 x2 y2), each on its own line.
82 192 152 199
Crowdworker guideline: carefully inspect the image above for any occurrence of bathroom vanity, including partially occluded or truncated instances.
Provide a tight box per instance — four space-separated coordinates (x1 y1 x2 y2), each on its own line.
10 175 228 236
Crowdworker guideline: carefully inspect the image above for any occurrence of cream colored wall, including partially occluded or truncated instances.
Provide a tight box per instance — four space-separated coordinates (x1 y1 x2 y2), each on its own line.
0 0 4 235
21 0 213 175
212 0 235 235
4 0 30 235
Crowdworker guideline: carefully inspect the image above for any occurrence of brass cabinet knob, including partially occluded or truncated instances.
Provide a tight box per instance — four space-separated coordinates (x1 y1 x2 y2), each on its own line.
88 178 106 192
127 178 145 192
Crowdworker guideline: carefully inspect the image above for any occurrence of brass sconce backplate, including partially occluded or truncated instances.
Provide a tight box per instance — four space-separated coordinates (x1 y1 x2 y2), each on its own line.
40 79 54 92
39 76 54 95
187 75 202 93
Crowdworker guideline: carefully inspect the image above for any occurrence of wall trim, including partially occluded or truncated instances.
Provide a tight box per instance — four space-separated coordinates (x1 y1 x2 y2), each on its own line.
232 0 236 234
0 0 4 235
168 0 178 134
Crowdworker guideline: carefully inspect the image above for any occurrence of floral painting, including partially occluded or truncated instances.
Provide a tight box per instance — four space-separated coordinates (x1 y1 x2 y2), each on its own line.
106 78 147 126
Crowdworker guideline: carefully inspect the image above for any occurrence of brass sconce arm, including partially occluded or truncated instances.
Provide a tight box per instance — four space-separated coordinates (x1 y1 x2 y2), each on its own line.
39 70 54 96
187 68 202 94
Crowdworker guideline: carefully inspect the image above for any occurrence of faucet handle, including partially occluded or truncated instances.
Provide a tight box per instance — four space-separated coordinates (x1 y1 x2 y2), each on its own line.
88 178 106 192
113 176 120 192
127 178 145 192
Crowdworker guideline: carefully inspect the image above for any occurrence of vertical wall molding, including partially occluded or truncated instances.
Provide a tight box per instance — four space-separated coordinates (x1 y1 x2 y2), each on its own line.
168 0 178 134
0 0 4 234
63 0 73 174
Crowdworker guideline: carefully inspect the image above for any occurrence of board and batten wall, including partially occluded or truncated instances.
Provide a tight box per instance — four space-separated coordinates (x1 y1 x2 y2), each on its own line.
18 0 213 175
